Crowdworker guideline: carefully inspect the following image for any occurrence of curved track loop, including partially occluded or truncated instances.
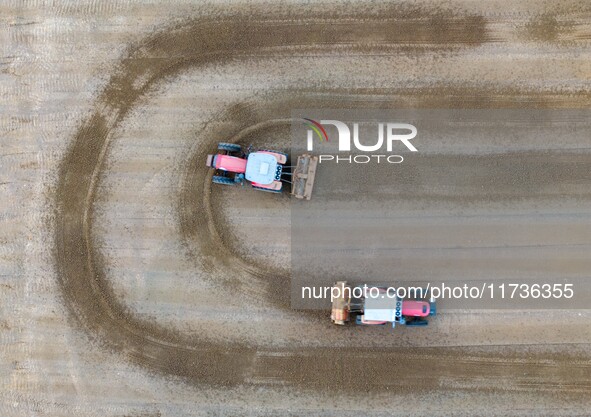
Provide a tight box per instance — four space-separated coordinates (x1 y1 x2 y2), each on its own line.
55 5 591 392
180 116 293 307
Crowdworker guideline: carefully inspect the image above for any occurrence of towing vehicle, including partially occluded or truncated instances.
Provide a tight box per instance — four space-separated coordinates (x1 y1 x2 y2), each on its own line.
206 142 317 199
331 281 437 328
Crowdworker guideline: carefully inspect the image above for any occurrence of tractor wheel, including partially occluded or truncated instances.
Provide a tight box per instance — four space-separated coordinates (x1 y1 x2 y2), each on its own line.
212 175 236 185
429 301 437 316
405 319 429 327
252 185 282 193
260 149 288 160
217 142 242 153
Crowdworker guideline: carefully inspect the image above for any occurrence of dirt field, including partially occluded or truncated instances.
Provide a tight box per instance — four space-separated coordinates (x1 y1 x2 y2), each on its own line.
2 0 591 415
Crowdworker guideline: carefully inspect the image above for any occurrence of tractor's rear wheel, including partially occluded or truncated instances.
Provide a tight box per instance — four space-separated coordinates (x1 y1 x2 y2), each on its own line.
252 185 282 193
212 175 236 185
260 149 288 160
217 142 242 153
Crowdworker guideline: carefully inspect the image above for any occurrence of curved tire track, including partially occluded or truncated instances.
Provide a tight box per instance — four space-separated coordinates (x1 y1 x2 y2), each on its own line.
54 5 591 393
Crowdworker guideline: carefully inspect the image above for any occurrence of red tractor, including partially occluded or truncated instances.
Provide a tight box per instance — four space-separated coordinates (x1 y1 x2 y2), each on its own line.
206 142 317 199
331 281 437 328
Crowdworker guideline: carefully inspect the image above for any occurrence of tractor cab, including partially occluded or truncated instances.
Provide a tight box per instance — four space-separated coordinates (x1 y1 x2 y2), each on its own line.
245 152 281 185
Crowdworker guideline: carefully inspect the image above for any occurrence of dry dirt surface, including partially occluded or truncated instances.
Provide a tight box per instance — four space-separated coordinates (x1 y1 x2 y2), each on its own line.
2 0 591 416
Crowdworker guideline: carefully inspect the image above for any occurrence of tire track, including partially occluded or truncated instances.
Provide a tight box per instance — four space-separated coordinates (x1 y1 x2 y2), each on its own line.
54 4 591 395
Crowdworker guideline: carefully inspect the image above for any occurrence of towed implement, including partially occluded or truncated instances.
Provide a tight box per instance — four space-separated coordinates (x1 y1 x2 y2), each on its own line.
290 153 317 200
206 142 317 199
331 281 436 328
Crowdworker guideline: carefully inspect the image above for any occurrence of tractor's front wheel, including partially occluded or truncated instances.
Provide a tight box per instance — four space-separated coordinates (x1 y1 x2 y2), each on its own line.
212 175 236 185
217 142 242 153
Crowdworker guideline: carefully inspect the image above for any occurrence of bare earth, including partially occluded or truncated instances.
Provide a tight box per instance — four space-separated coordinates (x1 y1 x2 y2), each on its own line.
2 1 591 416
